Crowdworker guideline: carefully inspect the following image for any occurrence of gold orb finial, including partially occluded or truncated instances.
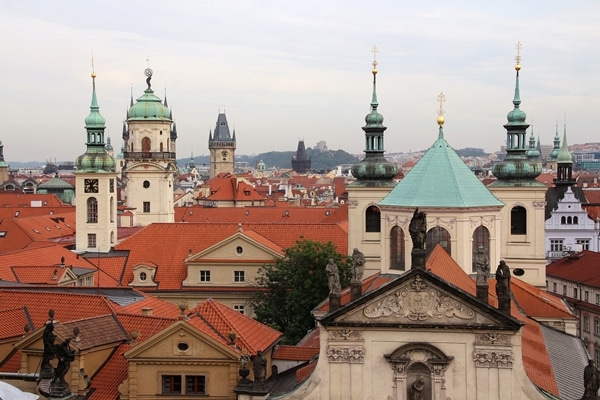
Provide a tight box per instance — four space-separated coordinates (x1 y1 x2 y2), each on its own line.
436 92 446 125
371 45 378 75
514 41 522 71
91 71 96 78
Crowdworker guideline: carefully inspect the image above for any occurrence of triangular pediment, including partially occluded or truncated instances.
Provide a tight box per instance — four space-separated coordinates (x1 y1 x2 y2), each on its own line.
186 231 282 262
321 269 521 330
124 320 239 361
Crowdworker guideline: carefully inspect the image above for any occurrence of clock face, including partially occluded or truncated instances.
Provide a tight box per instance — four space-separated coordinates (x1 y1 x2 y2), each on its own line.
84 179 99 193
221 150 228 160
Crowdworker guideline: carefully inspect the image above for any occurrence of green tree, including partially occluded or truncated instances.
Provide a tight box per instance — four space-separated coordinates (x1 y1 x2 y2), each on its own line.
251 240 351 345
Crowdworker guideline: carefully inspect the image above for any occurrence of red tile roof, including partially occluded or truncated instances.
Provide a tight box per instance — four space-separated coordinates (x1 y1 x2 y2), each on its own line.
0 307 32 340
273 345 319 361
114 222 348 290
10 265 74 285
547 250 600 287
189 299 282 355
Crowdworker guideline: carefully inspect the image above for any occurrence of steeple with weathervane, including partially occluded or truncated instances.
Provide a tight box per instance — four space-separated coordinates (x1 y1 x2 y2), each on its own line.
75 64 117 253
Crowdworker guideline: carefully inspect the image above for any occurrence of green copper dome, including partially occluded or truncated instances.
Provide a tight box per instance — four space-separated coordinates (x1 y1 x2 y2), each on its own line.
491 59 542 186
75 72 116 173
549 123 561 160
128 89 171 120
128 69 171 121
75 151 116 172
349 54 397 186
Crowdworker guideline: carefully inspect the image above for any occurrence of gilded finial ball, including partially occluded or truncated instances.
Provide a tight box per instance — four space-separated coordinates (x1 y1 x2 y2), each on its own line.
372 68 378 74
515 64 521 71
91 72 96 78
437 115 445 126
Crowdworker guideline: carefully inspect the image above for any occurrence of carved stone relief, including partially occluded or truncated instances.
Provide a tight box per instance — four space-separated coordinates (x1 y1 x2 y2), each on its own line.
327 346 365 363
328 329 363 341
363 275 475 321
472 350 513 368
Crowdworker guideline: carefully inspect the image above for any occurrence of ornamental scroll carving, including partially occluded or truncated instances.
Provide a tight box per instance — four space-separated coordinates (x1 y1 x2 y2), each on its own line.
328 329 362 341
475 332 510 345
363 275 475 321
327 346 365 363
473 350 513 368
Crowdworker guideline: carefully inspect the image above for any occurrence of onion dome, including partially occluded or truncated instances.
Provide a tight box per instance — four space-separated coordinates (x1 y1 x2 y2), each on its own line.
350 48 397 186
491 44 542 185
0 141 9 168
526 126 540 158
128 68 171 121
75 71 116 173
549 122 561 160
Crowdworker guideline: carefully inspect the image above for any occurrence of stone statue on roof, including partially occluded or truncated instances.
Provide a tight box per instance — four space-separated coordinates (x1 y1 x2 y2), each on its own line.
409 208 427 250
351 248 365 283
583 359 600 399
326 258 341 296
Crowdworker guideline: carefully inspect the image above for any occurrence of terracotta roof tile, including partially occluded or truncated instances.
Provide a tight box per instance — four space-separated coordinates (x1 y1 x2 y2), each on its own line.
10 266 73 285
0 350 22 372
0 307 32 339
547 250 600 287
296 359 318 383
54 315 128 351
273 345 319 361
189 299 282 354
114 222 347 290
87 344 129 400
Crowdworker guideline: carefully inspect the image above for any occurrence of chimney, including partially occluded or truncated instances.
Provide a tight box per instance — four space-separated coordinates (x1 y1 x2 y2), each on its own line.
141 307 153 316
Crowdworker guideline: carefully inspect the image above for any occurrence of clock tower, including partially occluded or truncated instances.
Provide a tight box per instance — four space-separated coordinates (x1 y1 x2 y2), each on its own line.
208 112 236 178
122 68 177 225
75 70 117 253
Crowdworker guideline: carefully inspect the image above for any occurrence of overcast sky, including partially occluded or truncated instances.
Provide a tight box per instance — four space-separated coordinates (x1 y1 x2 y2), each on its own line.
1 0 599 163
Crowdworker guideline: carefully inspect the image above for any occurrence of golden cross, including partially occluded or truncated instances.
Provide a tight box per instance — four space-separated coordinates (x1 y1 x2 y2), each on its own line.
146 56 151 68
91 50 95 73
515 41 522 65
372 45 378 69
437 92 446 116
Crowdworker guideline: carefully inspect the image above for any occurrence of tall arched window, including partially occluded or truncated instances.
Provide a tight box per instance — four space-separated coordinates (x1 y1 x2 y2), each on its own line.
160 142 164 152
510 206 527 234
567 216 572 224
426 227 450 257
110 197 114 223
561 216 566 225
390 226 405 271
87 197 98 223
574 216 579 224
472 226 490 272
365 206 381 232
142 137 151 153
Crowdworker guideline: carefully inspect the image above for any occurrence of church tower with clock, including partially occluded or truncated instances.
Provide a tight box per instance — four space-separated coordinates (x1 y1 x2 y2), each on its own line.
75 70 118 253
122 67 177 225
208 112 236 178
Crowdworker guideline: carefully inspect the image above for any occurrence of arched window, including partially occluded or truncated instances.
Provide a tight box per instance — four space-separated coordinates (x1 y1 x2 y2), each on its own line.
561 216 566 225
472 226 490 272
365 206 381 232
160 142 164 152
87 197 98 223
110 197 114 223
567 216 572 224
390 226 405 271
142 137 151 153
510 206 527 235
574 216 579 224
110 231 114 244
426 227 450 257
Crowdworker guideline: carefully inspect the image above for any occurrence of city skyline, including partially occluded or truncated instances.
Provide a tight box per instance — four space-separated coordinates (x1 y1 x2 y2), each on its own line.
1 1 599 162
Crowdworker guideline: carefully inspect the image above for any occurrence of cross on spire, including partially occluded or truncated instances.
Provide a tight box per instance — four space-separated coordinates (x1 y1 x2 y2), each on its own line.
146 56 151 68
515 41 522 65
372 45 378 70
437 92 446 117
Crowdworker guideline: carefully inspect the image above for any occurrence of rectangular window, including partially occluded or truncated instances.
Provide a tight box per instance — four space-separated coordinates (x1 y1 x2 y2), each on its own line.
563 285 567 295
574 287 578 299
596 294 600 305
234 270 245 282
585 291 590 302
143 201 150 213
233 304 245 314
596 350 600 368
186 376 206 395
87 233 96 248
550 239 563 252
595 319 600 336
162 375 182 394
199 270 211 282
584 315 590 332
552 282 557 292
577 239 590 250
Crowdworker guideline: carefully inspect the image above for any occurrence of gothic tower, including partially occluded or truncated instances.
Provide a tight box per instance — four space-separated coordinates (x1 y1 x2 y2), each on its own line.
0 141 9 185
122 68 177 225
208 112 236 178
75 70 117 253
489 43 547 287
347 47 398 273
292 140 311 173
